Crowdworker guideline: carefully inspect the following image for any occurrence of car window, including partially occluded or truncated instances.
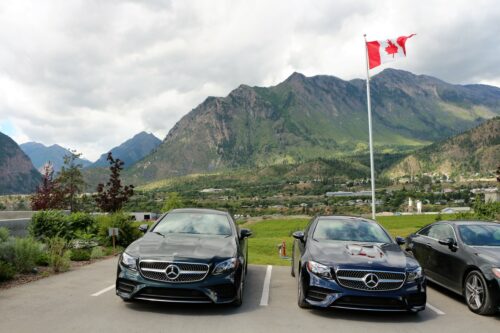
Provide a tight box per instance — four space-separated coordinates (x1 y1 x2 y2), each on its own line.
428 224 455 240
152 212 232 236
458 224 500 246
417 225 432 236
313 218 392 243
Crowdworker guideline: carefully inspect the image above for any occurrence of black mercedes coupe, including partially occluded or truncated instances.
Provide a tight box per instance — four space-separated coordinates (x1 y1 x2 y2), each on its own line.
116 208 252 306
406 220 500 315
292 215 426 312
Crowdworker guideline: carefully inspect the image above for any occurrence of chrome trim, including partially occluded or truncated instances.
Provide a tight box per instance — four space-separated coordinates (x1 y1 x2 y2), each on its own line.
134 297 212 304
335 268 406 291
330 305 408 312
138 260 210 283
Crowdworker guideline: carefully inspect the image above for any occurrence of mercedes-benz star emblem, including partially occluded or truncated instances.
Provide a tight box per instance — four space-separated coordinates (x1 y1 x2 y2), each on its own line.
165 264 181 280
363 273 379 288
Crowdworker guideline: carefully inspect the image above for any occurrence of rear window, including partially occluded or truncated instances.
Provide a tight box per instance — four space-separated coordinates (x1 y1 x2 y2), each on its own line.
152 212 232 236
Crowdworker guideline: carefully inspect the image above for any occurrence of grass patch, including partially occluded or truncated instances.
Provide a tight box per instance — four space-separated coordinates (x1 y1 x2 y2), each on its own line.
241 215 451 266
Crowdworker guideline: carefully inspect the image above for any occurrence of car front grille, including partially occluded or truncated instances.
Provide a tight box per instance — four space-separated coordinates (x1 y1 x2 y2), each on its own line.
334 295 405 309
335 269 406 291
139 260 209 283
135 287 212 303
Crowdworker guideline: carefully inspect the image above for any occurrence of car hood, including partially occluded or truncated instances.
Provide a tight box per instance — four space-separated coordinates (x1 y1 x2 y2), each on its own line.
471 246 500 265
126 233 237 262
308 240 411 271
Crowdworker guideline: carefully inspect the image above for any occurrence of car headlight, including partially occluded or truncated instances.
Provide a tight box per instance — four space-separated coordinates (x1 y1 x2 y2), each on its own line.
492 268 500 279
306 261 332 279
121 252 137 271
407 267 423 282
213 258 238 275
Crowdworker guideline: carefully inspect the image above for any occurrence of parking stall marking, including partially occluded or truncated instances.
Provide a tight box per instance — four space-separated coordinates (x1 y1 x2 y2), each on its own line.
426 303 446 315
91 284 115 297
259 265 273 306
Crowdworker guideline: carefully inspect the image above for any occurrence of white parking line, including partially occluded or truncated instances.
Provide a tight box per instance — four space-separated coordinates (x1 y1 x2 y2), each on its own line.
260 265 273 306
91 284 115 297
426 303 446 315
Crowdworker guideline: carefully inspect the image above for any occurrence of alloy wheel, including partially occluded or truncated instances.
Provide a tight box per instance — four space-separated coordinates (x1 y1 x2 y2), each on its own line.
465 273 485 310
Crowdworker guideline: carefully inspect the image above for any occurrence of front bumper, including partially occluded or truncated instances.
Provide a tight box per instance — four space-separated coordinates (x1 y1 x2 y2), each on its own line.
302 270 426 312
116 262 241 304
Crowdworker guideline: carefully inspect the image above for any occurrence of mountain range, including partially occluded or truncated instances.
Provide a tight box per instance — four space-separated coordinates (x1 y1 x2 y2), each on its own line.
126 69 500 184
20 142 92 172
387 117 500 178
90 131 161 168
0 132 41 195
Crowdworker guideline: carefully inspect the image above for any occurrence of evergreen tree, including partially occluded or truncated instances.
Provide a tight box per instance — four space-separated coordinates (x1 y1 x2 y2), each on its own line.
57 151 85 212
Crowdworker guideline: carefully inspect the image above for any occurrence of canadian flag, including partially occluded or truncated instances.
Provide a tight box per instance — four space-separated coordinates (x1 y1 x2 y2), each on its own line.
366 34 415 69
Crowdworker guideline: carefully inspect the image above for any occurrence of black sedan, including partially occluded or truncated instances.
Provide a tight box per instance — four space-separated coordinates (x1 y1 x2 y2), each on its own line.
116 208 252 306
292 216 426 312
407 220 500 315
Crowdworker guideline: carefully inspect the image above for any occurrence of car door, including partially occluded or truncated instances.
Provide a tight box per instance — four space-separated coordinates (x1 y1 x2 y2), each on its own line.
407 225 433 272
427 223 465 292
293 217 315 276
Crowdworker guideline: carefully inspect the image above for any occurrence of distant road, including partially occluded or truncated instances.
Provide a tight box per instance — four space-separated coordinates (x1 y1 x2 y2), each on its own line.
0 259 498 332
0 218 30 237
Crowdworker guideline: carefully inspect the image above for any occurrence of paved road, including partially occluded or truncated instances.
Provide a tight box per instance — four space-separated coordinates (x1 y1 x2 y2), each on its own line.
0 258 498 333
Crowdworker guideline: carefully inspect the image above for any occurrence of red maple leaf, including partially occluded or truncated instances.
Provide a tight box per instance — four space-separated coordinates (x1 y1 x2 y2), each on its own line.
384 40 399 58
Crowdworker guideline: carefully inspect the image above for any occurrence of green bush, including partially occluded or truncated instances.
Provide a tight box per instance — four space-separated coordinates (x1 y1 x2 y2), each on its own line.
0 239 15 263
47 237 71 273
97 212 141 247
0 261 16 281
70 248 91 261
68 212 97 234
30 210 70 240
36 251 50 266
0 227 9 242
90 246 105 259
13 238 44 273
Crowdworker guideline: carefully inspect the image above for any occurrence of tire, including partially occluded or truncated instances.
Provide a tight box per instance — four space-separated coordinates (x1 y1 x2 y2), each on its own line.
464 270 496 315
297 269 310 309
291 243 295 277
232 269 244 307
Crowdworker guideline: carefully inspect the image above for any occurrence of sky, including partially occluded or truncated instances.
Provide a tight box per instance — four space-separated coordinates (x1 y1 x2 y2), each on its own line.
1 0 499 161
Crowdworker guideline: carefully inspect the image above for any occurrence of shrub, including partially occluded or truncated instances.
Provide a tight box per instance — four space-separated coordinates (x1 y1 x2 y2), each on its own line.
47 237 71 273
0 239 15 263
90 246 105 259
69 249 91 261
30 210 70 240
36 251 50 266
68 212 97 234
0 227 9 242
96 212 141 247
13 238 44 273
0 261 16 281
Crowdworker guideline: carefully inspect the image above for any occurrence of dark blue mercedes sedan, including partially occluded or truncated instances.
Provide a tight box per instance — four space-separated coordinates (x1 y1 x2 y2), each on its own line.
291 215 426 312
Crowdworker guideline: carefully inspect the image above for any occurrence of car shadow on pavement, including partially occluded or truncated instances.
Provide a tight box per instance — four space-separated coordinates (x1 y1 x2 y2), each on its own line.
308 307 437 323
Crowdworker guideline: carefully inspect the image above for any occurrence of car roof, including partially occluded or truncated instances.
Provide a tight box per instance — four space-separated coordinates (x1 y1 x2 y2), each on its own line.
438 220 499 226
169 208 229 216
316 215 376 223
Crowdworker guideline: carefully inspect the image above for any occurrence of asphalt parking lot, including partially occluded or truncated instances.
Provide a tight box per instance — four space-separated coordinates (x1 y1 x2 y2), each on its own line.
0 257 498 333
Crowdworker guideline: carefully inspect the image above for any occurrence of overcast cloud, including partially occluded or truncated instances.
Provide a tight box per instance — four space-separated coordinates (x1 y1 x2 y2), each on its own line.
1 0 499 160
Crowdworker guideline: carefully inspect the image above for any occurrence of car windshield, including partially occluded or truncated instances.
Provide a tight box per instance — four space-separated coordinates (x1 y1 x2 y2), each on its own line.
458 224 500 246
313 218 392 243
152 212 232 236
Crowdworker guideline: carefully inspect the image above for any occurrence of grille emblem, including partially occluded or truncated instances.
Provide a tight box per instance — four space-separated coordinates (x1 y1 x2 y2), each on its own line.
165 264 181 280
363 273 379 288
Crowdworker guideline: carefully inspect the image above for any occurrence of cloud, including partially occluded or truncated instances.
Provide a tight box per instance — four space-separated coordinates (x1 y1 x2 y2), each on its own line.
1 0 499 160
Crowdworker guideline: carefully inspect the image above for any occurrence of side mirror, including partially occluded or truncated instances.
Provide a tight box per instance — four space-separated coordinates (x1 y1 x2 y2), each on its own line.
395 236 406 246
438 238 457 250
292 231 305 242
138 224 149 233
240 228 252 239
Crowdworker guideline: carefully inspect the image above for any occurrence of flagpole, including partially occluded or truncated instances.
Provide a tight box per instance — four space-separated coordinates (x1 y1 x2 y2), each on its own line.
364 34 376 220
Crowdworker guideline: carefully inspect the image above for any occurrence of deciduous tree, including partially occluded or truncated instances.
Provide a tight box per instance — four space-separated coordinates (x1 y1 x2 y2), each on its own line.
31 162 65 210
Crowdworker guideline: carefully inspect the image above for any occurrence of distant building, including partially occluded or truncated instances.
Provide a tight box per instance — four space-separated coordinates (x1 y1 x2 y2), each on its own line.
129 212 159 221
484 189 500 203
325 191 372 197
440 207 471 214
